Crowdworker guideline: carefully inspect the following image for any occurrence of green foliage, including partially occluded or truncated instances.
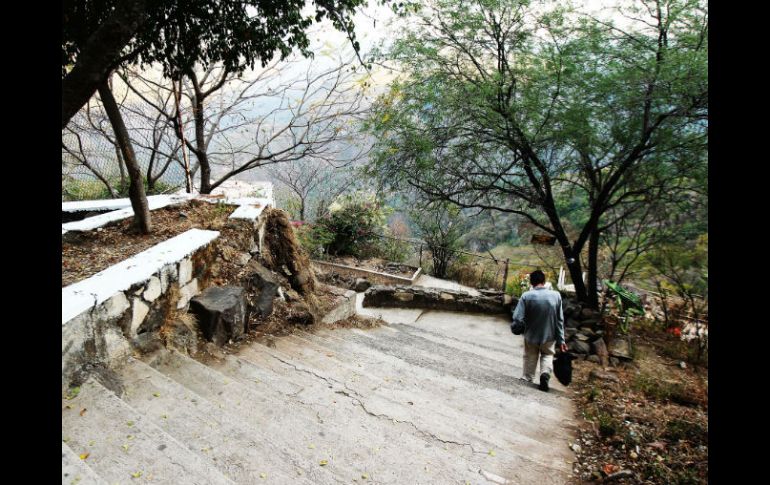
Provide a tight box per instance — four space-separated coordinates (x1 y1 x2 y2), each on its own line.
314 192 392 257
295 223 335 258
62 0 371 79
364 0 708 305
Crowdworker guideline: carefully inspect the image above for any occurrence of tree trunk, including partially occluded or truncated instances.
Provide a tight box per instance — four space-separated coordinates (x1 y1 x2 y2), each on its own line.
561 245 589 304
189 74 213 194
62 0 148 129
98 79 152 234
586 227 601 309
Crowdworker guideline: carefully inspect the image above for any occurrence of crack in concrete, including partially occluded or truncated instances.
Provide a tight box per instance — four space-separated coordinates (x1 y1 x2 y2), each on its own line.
267 351 485 455
333 388 484 456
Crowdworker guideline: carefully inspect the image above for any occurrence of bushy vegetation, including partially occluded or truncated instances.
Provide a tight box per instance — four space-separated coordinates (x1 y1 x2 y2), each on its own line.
296 192 391 258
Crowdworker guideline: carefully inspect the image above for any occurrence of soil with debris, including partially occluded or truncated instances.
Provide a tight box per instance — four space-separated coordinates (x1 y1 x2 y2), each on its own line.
62 200 237 287
567 326 708 484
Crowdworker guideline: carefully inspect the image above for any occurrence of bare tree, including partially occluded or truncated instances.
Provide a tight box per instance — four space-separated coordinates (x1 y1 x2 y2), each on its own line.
268 156 358 221
121 54 371 193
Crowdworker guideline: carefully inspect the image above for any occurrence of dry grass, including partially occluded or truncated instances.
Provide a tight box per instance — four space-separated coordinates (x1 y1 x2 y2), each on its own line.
567 333 708 484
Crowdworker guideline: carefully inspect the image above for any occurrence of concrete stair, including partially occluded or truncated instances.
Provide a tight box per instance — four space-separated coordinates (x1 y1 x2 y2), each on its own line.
62 309 576 484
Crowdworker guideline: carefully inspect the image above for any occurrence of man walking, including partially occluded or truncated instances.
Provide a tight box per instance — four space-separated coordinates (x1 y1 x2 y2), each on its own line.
511 270 567 392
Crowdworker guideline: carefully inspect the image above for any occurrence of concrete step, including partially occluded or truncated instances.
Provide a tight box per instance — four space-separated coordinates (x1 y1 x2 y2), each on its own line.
309 324 572 413
62 441 108 485
118 357 329 484
286 331 575 451
231 339 572 482
258 331 574 475
147 349 481 484
61 378 233 485
215 348 490 484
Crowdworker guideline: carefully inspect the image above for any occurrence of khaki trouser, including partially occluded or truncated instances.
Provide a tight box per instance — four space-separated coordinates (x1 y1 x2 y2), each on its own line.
523 340 556 382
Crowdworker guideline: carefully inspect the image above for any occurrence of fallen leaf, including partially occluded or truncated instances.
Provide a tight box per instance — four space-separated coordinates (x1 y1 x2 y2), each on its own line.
362 473 368 479
131 471 142 478
602 464 620 475
319 460 329 466
260 473 267 479
488 450 496 456
153 392 160 397
127 421 134 427
80 408 87 417
66 387 81 400
79 453 89 460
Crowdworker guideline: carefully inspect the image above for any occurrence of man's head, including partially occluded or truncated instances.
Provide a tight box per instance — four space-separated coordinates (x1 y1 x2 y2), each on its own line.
529 270 546 287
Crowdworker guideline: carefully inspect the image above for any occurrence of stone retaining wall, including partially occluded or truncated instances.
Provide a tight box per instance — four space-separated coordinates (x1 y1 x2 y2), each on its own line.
62 230 222 391
362 285 513 314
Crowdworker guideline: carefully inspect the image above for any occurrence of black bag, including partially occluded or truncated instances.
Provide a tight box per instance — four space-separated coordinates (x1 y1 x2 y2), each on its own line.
511 320 525 335
553 352 575 386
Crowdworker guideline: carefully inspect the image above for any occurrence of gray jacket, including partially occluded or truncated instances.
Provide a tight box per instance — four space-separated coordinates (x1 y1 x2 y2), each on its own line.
511 287 565 345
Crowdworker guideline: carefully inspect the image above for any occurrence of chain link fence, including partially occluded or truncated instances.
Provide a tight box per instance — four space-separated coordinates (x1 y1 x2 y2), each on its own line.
62 130 187 201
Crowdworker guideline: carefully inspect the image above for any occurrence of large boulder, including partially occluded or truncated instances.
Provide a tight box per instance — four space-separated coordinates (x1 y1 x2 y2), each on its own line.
189 286 249 346
242 260 281 318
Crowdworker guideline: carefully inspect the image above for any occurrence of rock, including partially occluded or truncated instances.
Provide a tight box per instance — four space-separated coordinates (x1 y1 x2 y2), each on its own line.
608 337 633 360
131 332 163 354
178 258 193 286
163 316 198 356
563 302 581 318
236 252 252 266
575 333 590 342
589 368 620 383
439 292 455 301
565 318 581 329
354 278 372 292
570 443 582 453
592 337 610 367
189 286 250 346
393 291 415 302
130 299 150 336
177 278 199 309
580 317 601 327
143 276 162 302
283 288 301 302
243 260 280 318
609 357 620 367
286 301 317 325
565 328 578 340
580 308 600 320
579 327 596 337
679 361 687 369
586 354 601 364
570 340 591 354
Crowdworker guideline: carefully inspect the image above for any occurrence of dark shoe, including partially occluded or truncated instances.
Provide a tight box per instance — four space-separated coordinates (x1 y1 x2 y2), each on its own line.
539 373 550 392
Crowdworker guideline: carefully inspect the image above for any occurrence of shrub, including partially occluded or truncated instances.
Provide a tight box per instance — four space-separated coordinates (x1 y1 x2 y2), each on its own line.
295 223 335 258
315 192 391 257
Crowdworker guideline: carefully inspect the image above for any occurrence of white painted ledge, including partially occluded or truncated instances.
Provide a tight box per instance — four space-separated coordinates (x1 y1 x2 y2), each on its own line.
62 194 192 232
61 194 192 213
62 228 219 325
